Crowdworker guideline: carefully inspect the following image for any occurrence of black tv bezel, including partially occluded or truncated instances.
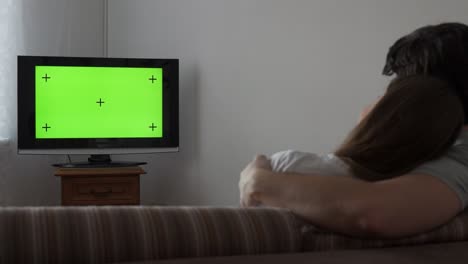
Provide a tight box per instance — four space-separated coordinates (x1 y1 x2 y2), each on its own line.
17 55 179 154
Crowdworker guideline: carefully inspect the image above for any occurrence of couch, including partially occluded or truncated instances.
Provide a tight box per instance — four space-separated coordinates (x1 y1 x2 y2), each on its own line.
0 206 467 264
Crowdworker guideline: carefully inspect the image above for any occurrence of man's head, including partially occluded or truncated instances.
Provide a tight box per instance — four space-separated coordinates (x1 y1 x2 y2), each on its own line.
383 22 468 122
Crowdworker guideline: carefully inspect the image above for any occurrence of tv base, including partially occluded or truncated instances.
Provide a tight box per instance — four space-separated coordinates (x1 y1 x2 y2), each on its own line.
52 161 147 168
53 154 147 168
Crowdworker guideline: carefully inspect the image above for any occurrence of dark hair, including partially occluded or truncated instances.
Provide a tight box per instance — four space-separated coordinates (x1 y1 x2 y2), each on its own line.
382 22 468 123
335 76 464 181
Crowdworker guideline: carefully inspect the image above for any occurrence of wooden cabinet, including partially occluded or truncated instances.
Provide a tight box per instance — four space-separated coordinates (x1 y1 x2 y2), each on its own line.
54 167 145 206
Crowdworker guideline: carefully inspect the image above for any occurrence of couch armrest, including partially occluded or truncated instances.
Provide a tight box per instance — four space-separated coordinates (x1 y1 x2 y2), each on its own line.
0 206 301 263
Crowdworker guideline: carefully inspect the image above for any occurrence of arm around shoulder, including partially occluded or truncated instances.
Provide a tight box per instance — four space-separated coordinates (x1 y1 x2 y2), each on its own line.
355 173 462 238
245 168 462 238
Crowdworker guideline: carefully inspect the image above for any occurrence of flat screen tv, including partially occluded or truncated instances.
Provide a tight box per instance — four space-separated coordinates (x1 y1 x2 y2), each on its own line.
17 56 179 167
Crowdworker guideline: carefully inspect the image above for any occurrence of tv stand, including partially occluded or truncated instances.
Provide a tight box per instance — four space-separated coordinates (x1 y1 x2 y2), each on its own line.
54 166 146 205
53 154 147 168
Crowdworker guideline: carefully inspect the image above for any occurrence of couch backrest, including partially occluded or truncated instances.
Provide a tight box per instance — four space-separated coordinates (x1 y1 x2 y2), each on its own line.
0 206 302 264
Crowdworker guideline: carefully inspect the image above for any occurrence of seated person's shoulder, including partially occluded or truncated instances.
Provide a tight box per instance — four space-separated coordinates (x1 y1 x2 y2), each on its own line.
269 150 348 175
269 150 320 172
410 129 468 209
446 129 468 161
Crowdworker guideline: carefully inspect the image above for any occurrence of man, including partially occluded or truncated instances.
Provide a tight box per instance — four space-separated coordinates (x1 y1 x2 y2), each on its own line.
239 22 468 238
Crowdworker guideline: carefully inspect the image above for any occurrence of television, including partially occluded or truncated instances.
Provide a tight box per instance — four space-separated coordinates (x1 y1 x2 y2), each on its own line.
17 56 179 167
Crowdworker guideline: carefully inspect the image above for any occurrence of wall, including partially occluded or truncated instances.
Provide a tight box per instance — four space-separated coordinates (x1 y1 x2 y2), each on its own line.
107 0 468 206
5 0 467 206
2 0 104 205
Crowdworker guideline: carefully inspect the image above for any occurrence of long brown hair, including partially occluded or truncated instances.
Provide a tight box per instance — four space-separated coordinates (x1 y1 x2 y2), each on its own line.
334 76 464 181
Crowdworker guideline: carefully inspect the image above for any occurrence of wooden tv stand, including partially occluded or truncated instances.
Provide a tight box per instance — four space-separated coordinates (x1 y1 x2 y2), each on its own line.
54 166 146 206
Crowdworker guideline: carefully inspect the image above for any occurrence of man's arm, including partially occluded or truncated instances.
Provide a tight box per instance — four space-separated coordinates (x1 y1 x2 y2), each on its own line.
240 156 462 238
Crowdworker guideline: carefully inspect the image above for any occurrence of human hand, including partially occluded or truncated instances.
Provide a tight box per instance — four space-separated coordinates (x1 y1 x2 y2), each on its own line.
239 155 271 207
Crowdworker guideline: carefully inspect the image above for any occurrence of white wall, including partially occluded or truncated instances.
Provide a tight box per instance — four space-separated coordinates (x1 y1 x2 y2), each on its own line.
107 0 468 206
21 0 105 57
2 0 104 205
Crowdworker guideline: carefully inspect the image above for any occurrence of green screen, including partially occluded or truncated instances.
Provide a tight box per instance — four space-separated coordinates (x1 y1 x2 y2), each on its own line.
35 66 163 139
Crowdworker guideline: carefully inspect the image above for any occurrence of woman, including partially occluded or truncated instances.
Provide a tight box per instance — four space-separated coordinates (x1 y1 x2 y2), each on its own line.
268 75 464 182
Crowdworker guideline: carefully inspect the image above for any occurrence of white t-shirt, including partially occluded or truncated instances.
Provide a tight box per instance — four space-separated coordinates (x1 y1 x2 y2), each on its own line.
411 130 468 208
269 150 349 176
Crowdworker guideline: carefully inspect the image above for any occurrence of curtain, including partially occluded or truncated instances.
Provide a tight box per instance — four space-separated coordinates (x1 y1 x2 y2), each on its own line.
0 0 104 205
0 0 22 204
0 0 21 142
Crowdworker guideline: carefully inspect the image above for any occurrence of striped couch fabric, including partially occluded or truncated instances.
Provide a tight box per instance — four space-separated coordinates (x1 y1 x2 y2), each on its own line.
1 206 468 264
301 210 468 251
0 206 301 264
